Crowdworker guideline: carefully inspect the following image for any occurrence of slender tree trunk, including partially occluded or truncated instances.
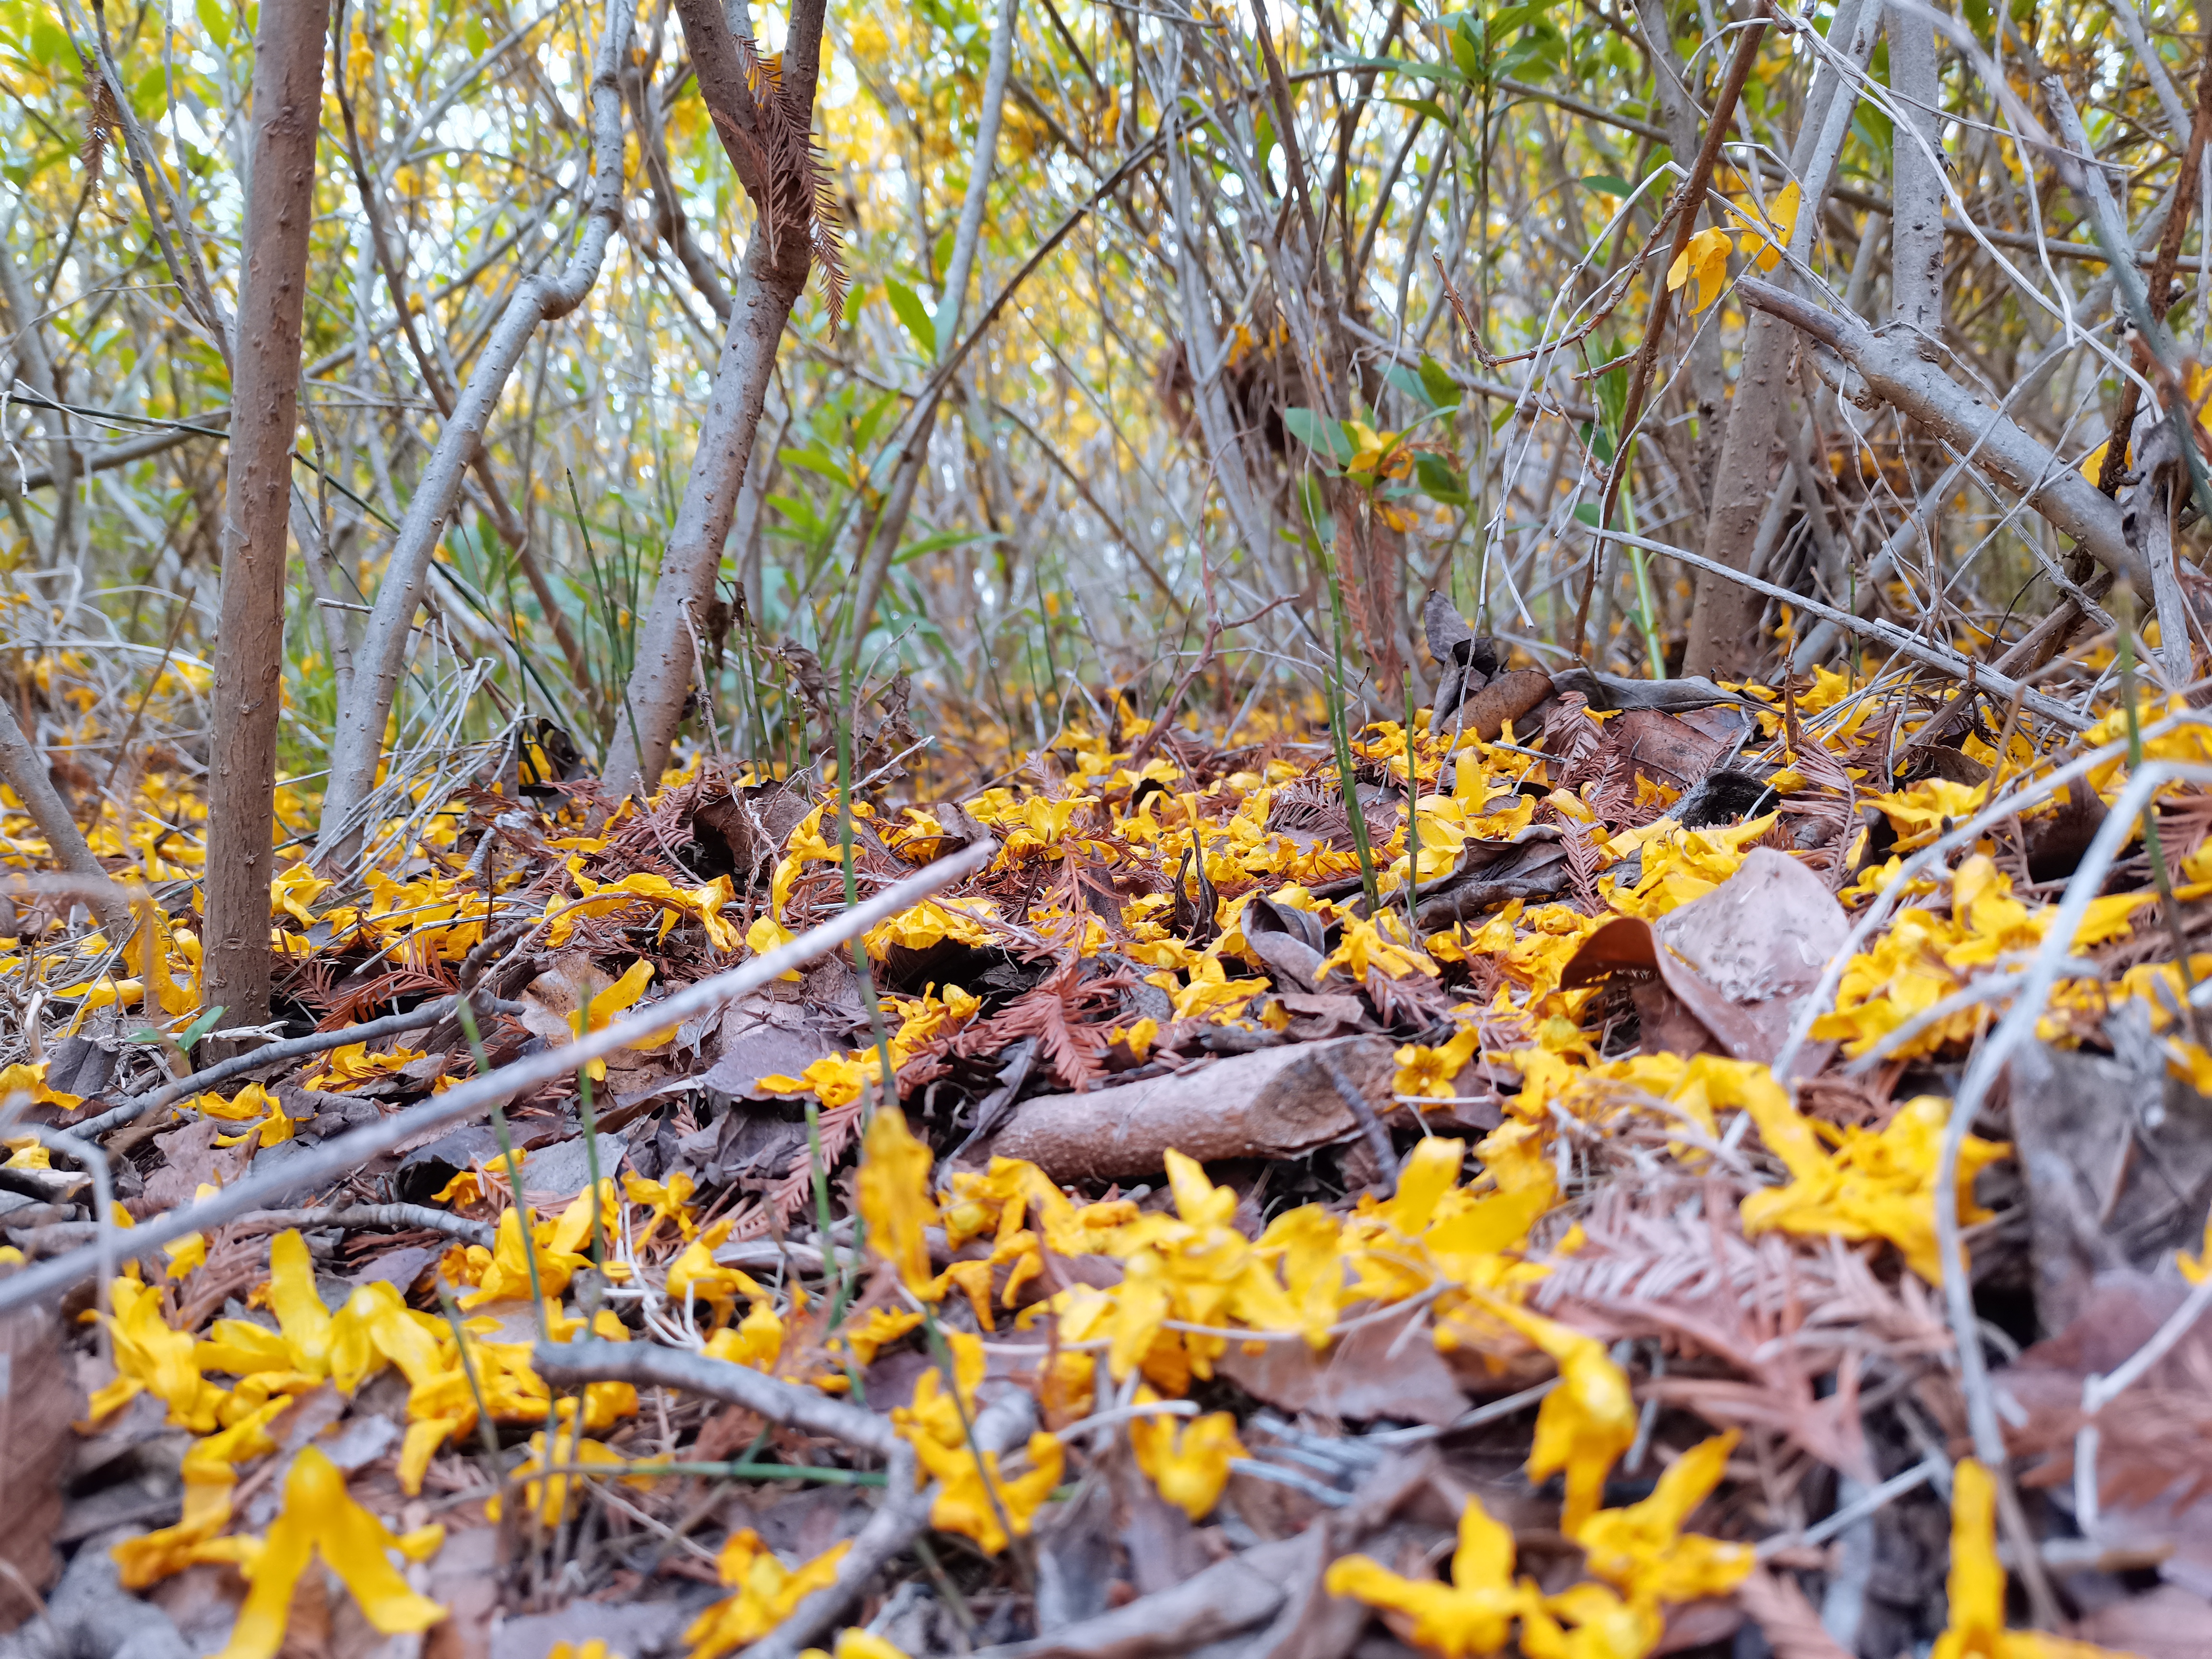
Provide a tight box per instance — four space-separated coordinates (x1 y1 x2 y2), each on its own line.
0 701 130 936
603 230 813 796
600 0 832 796
0 228 80 569
1888 1 1944 337
314 0 636 868
1630 0 1728 503
840 0 1020 679
200 0 329 1039
1681 0 1878 679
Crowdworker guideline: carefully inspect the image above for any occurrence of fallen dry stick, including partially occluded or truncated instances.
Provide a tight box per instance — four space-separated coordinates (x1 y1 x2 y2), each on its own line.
71 994 529 1138
0 843 994 1314
534 1336 897 1457
745 1391 1038 1659
961 1447 1438 1659
983 1035 1397 1181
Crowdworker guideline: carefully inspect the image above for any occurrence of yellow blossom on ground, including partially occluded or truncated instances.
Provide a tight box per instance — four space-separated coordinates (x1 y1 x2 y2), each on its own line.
304 1044 427 1091
1739 1094 2008 1286
0 1061 82 1112
857 1107 938 1294
685 1531 849 1659
798 1634 910 1659
1395 1028 1479 1099
1325 1491 1537 1656
1573 1432 1752 1604
1932 1461 2131 1659
1462 1294 1636 1534
1129 1386 1246 1520
1519 1580 1666 1659
209 1446 445 1659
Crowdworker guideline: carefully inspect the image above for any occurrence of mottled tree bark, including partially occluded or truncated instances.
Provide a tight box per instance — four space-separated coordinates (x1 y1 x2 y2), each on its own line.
1681 0 1878 679
599 0 829 798
1888 0 1945 336
200 0 329 1037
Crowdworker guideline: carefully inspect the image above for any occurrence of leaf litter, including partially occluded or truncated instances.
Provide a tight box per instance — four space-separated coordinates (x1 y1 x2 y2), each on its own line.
8 603 2212 1656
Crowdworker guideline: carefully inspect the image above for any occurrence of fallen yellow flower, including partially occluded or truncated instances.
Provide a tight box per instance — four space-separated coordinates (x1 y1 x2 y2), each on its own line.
1325 1490 1536 1656
686 1530 849 1659
857 1106 938 1295
1463 1293 1635 1534
1932 1460 2129 1659
1129 1386 1246 1520
213 1446 445 1659
1739 1094 2009 1286
1573 1432 1752 1604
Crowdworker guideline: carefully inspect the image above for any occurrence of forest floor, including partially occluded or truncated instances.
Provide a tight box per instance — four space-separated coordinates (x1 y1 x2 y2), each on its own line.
4 618 2212 1659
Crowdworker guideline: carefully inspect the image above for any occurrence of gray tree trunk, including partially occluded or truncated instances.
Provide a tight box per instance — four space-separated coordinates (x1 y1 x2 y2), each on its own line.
1681 0 1879 678
599 0 831 796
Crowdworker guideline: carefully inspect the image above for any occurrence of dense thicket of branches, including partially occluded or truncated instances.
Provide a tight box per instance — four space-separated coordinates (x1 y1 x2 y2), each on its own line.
0 0 2203 899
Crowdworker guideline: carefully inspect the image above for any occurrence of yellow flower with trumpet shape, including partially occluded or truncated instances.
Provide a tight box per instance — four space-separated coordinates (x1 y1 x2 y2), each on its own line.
111 1397 290 1587
1129 1386 1246 1520
1459 1292 1636 1535
892 1334 1062 1550
998 793 1102 860
1666 227 1732 315
90 1274 225 1431
1395 1028 1480 1100
303 1043 427 1091
666 1219 771 1316
487 1430 642 1525
685 1530 850 1659
1738 1094 2008 1286
911 1425 1064 1555
857 1106 939 1295
550 870 745 952
704 1299 787 1371
456 1185 615 1309
1344 421 1414 481
756 1052 876 1107
1572 1432 1752 1604
1933 1460 2132 1659
1325 1490 1538 1656
1086 1150 1307 1382
268 860 330 927
1317 912 1437 982
624 1169 699 1242
1519 1581 1666 1659
568 959 658 1082
207 1446 446 1659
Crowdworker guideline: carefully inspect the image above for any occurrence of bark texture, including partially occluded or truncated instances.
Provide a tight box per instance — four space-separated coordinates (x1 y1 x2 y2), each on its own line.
599 0 830 798
1681 0 1877 679
201 0 329 1035
314 0 636 866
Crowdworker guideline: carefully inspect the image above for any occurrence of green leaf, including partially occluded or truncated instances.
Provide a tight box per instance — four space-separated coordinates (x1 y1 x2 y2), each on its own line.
1573 502 1603 528
1961 0 1990 35
781 446 853 484
1384 96 1455 130
1284 407 1350 469
1382 364 1432 408
884 278 935 357
193 0 229 45
132 62 168 117
894 528 1000 565
28 12 71 64
1580 174 1632 197
464 15 491 55
1415 453 1468 505
1418 354 1461 409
